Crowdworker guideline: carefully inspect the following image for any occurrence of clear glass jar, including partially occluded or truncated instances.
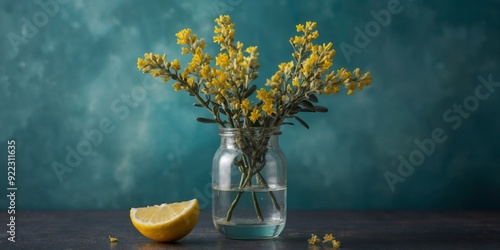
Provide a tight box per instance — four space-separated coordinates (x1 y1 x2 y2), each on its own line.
212 127 286 239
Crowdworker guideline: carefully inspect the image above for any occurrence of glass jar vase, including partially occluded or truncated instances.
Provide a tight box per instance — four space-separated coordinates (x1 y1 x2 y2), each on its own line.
212 127 286 239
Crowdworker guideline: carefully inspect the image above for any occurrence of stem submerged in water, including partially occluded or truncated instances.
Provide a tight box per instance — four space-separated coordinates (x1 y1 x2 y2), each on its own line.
224 166 282 223
223 128 283 223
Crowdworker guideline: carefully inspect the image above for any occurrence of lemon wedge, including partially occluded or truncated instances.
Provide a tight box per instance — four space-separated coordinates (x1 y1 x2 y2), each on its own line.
130 199 199 242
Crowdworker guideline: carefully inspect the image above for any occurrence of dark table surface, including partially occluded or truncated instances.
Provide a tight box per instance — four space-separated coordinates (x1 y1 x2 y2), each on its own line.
1 210 499 249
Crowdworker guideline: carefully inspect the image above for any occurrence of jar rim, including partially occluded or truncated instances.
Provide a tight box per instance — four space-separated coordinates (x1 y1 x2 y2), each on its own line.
218 127 281 136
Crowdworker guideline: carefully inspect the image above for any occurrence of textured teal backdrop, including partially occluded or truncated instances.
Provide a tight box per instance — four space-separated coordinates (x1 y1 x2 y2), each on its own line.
1 0 499 210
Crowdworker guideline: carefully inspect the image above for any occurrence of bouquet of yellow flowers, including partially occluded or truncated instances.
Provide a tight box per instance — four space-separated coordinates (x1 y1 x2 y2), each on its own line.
137 15 371 130
137 15 372 238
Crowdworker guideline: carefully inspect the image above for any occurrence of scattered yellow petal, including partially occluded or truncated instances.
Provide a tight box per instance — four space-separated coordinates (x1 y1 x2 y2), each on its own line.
333 239 341 248
308 234 321 245
323 233 335 242
109 236 118 243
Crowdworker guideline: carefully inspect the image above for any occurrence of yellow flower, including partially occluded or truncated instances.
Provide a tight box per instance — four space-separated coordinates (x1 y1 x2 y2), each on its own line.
156 53 166 65
291 35 304 45
278 61 294 75
241 99 250 115
245 46 258 54
358 72 372 91
175 28 191 45
200 65 211 80
187 77 195 86
230 99 239 109
215 15 231 25
137 58 147 69
308 234 321 245
181 47 190 55
338 68 352 81
171 59 181 71
216 70 227 83
324 85 340 95
172 82 182 92
323 233 335 243
216 53 230 68
292 77 300 87
309 30 319 39
296 24 305 32
271 74 280 83
333 239 341 248
214 25 222 34
321 60 333 71
302 53 318 76
249 108 261 123
256 88 267 100
305 21 317 30
262 99 275 116
347 84 356 95
237 41 244 50
191 48 204 65
213 35 224 43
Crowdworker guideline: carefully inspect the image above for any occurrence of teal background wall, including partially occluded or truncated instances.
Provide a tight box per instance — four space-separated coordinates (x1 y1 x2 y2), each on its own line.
1 0 499 210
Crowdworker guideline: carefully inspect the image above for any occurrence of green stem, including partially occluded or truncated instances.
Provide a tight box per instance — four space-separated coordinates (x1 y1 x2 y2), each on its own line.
257 172 282 212
225 191 243 222
225 165 253 222
224 132 282 224
252 190 264 222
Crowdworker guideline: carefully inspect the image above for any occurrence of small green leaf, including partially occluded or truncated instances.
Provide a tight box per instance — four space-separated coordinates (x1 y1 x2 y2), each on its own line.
314 106 328 112
193 103 204 107
243 85 257 98
298 108 314 113
281 122 294 126
300 100 315 111
196 117 218 123
294 116 310 129
309 94 319 103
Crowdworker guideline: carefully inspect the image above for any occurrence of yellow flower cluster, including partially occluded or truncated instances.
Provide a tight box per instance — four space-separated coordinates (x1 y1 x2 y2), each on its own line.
308 233 341 249
137 15 372 129
308 234 321 245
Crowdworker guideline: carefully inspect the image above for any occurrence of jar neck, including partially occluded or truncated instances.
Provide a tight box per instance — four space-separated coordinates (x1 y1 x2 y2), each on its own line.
219 127 281 148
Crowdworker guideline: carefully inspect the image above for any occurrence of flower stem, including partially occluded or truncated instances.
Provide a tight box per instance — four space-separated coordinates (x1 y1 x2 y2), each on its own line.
224 132 281 223
225 167 253 222
252 190 264 222
257 172 281 212
225 191 243 222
